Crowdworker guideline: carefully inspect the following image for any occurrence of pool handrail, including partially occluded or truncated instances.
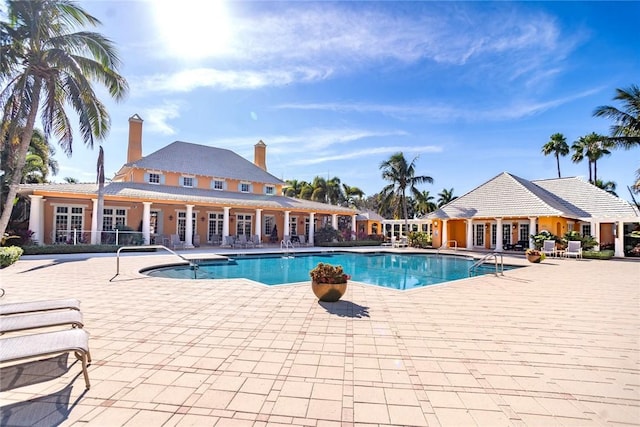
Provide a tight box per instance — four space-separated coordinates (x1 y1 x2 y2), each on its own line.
112 245 197 281
468 252 504 277
436 240 458 255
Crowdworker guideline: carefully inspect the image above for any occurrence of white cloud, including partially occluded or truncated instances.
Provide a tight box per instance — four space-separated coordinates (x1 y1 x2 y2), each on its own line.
296 145 443 166
141 102 182 135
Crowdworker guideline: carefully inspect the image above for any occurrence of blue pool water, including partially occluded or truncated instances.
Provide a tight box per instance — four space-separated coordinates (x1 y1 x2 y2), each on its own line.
145 252 515 290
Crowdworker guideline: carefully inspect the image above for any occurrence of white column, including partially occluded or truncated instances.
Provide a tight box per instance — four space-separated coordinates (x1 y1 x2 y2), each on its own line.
332 214 338 230
185 204 194 248
284 211 291 237
255 209 262 241
529 217 537 249
223 207 230 239
142 202 152 245
309 212 315 246
441 219 448 248
351 215 357 240
28 195 44 245
495 218 503 252
614 221 625 257
466 219 473 249
90 198 98 244
591 220 600 251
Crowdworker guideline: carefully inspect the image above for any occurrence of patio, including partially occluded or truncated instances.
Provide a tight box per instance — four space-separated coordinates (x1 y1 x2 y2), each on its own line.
1 249 638 426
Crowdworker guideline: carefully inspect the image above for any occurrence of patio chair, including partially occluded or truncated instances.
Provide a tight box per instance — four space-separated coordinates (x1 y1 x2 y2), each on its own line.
252 235 262 248
1 310 84 334
169 234 185 250
193 235 201 247
0 298 80 316
0 328 91 389
565 240 582 259
541 240 557 257
298 235 307 246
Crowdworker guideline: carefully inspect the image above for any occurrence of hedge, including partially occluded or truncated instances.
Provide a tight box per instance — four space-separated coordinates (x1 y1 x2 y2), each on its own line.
0 246 24 268
582 250 614 260
20 244 159 255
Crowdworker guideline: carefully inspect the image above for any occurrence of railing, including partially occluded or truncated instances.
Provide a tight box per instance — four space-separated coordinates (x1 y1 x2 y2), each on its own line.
280 240 294 250
468 252 504 277
436 240 458 255
112 245 198 281
54 229 144 246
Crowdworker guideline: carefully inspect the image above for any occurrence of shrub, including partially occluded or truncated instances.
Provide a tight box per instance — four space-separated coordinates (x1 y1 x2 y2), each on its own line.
408 231 432 248
0 246 24 268
562 231 598 250
530 231 558 250
310 263 350 284
583 250 614 260
314 225 342 244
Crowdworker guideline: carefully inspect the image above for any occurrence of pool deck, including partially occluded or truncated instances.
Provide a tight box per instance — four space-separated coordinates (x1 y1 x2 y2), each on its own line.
0 247 638 426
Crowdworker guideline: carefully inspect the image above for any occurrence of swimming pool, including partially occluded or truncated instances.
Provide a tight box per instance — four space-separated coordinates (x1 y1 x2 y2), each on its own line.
144 252 515 290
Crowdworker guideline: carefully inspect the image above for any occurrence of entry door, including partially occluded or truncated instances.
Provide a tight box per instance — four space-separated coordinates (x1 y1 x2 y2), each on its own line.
474 224 485 246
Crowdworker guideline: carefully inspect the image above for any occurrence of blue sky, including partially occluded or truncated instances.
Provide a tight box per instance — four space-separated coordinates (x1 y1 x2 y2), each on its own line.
48 1 640 201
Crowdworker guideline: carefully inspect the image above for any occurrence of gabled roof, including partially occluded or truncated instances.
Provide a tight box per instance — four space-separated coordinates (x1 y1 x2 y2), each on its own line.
356 210 385 221
19 182 355 214
121 141 284 185
427 172 638 220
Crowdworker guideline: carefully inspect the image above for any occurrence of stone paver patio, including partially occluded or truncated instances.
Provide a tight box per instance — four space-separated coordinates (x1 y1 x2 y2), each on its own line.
0 248 638 426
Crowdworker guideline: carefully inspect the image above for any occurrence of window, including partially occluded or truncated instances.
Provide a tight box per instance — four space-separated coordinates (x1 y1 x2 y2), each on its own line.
236 214 252 236
474 224 484 246
581 224 591 237
290 216 298 236
265 185 275 195
503 224 512 244
240 183 250 193
148 173 160 184
54 206 84 243
103 208 126 230
182 177 194 187
264 215 275 236
519 224 530 242
212 180 224 190
207 213 224 242
491 224 497 246
177 211 197 241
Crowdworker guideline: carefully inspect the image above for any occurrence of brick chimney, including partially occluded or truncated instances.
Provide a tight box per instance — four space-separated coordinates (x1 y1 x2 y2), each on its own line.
127 114 143 163
254 140 267 171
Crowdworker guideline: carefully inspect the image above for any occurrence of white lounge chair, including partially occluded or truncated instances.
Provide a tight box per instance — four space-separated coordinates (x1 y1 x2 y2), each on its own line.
0 298 80 316
298 235 307 246
565 241 582 259
169 234 185 250
0 328 91 389
541 240 557 257
1 310 84 334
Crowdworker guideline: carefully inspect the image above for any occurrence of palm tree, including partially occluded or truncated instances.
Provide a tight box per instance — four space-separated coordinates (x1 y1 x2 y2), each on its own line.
593 84 640 149
283 179 304 197
326 177 342 205
415 190 437 216
63 177 79 184
341 184 365 208
594 179 617 196
380 152 433 230
571 133 612 183
0 0 128 236
542 133 570 178
437 187 457 207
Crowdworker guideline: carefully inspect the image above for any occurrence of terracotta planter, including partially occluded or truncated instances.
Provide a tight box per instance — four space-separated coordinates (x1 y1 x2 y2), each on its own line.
312 281 347 302
527 254 542 263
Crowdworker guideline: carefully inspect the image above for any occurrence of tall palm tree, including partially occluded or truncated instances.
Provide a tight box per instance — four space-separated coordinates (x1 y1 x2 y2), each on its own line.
571 132 612 183
341 184 365 208
415 190 437 216
0 0 128 236
594 179 617 196
283 179 304 197
542 133 570 178
437 187 457 207
593 84 640 149
326 176 342 205
379 152 433 230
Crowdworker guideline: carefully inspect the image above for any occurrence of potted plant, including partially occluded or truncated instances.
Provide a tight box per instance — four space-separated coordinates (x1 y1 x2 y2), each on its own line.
525 248 546 263
310 262 350 302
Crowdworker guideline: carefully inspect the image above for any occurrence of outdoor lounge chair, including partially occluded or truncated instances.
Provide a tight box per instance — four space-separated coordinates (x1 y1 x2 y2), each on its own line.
0 328 91 389
0 298 80 316
169 234 185 250
1 310 84 334
565 240 582 259
541 240 557 257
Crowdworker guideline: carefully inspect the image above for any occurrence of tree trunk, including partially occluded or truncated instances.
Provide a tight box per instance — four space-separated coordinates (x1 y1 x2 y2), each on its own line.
593 160 597 184
0 80 42 237
588 160 593 183
96 146 105 244
402 190 409 236
556 154 561 178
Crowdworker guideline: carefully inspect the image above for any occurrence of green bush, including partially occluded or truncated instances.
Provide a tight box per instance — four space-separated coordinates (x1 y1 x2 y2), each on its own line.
314 225 343 244
582 250 614 260
0 246 24 268
408 231 432 248
20 244 151 255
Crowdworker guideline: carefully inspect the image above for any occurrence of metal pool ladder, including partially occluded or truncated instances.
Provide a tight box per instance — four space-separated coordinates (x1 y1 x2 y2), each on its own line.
468 252 504 277
112 245 199 280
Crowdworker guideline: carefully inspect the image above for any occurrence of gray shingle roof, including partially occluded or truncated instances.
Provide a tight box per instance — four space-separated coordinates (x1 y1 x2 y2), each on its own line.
124 141 284 185
427 172 638 220
19 182 355 214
